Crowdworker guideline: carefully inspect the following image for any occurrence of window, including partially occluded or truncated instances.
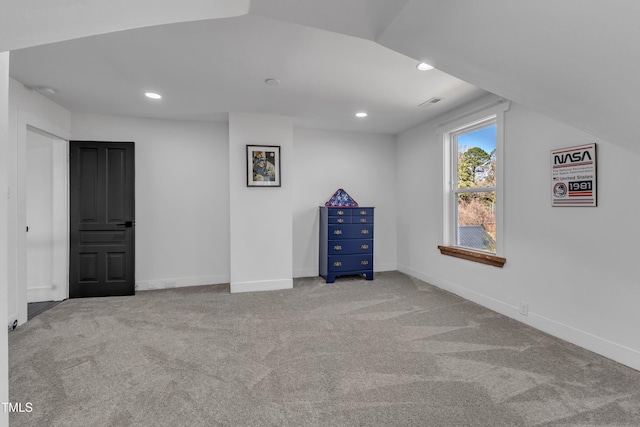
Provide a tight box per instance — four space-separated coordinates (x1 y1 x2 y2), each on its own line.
440 100 509 266
453 118 497 252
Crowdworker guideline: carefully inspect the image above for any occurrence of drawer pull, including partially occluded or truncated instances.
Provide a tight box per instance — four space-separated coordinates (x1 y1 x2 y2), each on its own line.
334 230 342 235
337 218 344 223
337 210 344 216
360 211 367 215
361 229 369 235
361 260 369 266
360 218 367 223
334 261 342 267
333 245 342 251
361 244 369 250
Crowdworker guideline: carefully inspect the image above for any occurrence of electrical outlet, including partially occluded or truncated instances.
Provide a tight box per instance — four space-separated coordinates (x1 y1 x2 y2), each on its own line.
520 302 529 316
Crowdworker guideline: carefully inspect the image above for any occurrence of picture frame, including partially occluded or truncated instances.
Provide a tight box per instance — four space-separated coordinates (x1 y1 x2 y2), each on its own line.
551 143 597 207
246 145 281 187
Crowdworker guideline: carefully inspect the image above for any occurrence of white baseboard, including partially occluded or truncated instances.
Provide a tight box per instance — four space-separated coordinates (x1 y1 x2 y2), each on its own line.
397 264 640 372
293 268 317 278
136 274 229 291
293 263 397 279
230 278 293 293
375 262 397 272
27 285 57 303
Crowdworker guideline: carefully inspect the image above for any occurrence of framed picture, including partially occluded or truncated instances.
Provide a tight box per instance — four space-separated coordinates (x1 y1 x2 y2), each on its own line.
246 145 281 187
551 143 597 207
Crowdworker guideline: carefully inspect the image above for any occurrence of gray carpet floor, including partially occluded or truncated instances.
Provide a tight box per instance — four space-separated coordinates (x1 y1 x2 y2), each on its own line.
8 272 640 426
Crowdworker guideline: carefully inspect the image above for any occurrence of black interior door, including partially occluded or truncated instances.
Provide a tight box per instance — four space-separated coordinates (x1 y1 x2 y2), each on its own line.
69 141 135 298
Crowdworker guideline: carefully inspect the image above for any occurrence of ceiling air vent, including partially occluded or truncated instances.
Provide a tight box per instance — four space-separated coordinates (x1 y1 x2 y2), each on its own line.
419 97 442 107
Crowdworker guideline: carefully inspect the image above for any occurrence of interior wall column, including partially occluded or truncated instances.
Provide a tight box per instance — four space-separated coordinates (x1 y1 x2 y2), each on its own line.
0 50 11 427
228 113 293 293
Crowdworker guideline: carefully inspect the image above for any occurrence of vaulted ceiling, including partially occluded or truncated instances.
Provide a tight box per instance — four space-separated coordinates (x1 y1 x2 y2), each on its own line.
3 0 638 149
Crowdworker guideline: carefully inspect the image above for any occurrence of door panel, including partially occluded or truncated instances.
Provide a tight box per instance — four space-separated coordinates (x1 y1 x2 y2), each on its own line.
79 147 99 222
69 141 135 298
26 132 55 302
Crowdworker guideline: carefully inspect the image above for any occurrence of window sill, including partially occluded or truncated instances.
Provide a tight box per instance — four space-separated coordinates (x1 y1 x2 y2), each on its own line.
437 245 506 268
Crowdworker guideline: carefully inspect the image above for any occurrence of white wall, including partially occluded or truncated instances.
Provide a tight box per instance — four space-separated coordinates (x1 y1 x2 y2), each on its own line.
228 113 293 292
70 115 397 290
72 114 230 290
397 99 640 370
292 128 397 277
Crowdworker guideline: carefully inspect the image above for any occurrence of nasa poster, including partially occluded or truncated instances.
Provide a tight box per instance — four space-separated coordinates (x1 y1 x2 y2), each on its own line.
551 143 597 207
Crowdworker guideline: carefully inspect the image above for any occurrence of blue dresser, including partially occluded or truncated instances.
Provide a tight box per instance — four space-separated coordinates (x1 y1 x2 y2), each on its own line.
319 206 374 283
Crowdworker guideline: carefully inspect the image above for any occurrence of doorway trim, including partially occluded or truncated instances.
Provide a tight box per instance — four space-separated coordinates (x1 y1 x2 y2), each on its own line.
15 111 70 325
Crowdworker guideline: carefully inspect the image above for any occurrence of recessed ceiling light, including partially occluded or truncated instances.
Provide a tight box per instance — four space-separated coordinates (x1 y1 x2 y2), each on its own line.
417 62 434 71
26 85 58 95
35 86 58 95
355 112 368 118
419 97 443 107
265 78 280 86
145 92 162 99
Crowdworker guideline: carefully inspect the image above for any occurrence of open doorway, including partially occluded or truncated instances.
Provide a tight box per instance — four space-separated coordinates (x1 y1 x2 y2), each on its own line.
24 127 68 306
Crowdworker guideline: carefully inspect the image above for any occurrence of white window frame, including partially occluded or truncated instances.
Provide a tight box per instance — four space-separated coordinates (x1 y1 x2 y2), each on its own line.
441 100 510 257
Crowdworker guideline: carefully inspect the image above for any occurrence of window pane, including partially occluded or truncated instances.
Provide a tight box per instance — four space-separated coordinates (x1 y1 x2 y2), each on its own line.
457 124 496 189
457 191 496 252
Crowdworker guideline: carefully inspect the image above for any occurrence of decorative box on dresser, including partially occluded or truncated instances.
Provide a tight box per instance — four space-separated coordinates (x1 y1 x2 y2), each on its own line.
319 206 374 283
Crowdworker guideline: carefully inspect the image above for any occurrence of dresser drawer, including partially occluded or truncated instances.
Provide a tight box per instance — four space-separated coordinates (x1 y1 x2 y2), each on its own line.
354 208 374 218
329 224 373 239
328 239 373 255
328 216 351 224
353 216 373 224
328 254 373 273
328 208 352 217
